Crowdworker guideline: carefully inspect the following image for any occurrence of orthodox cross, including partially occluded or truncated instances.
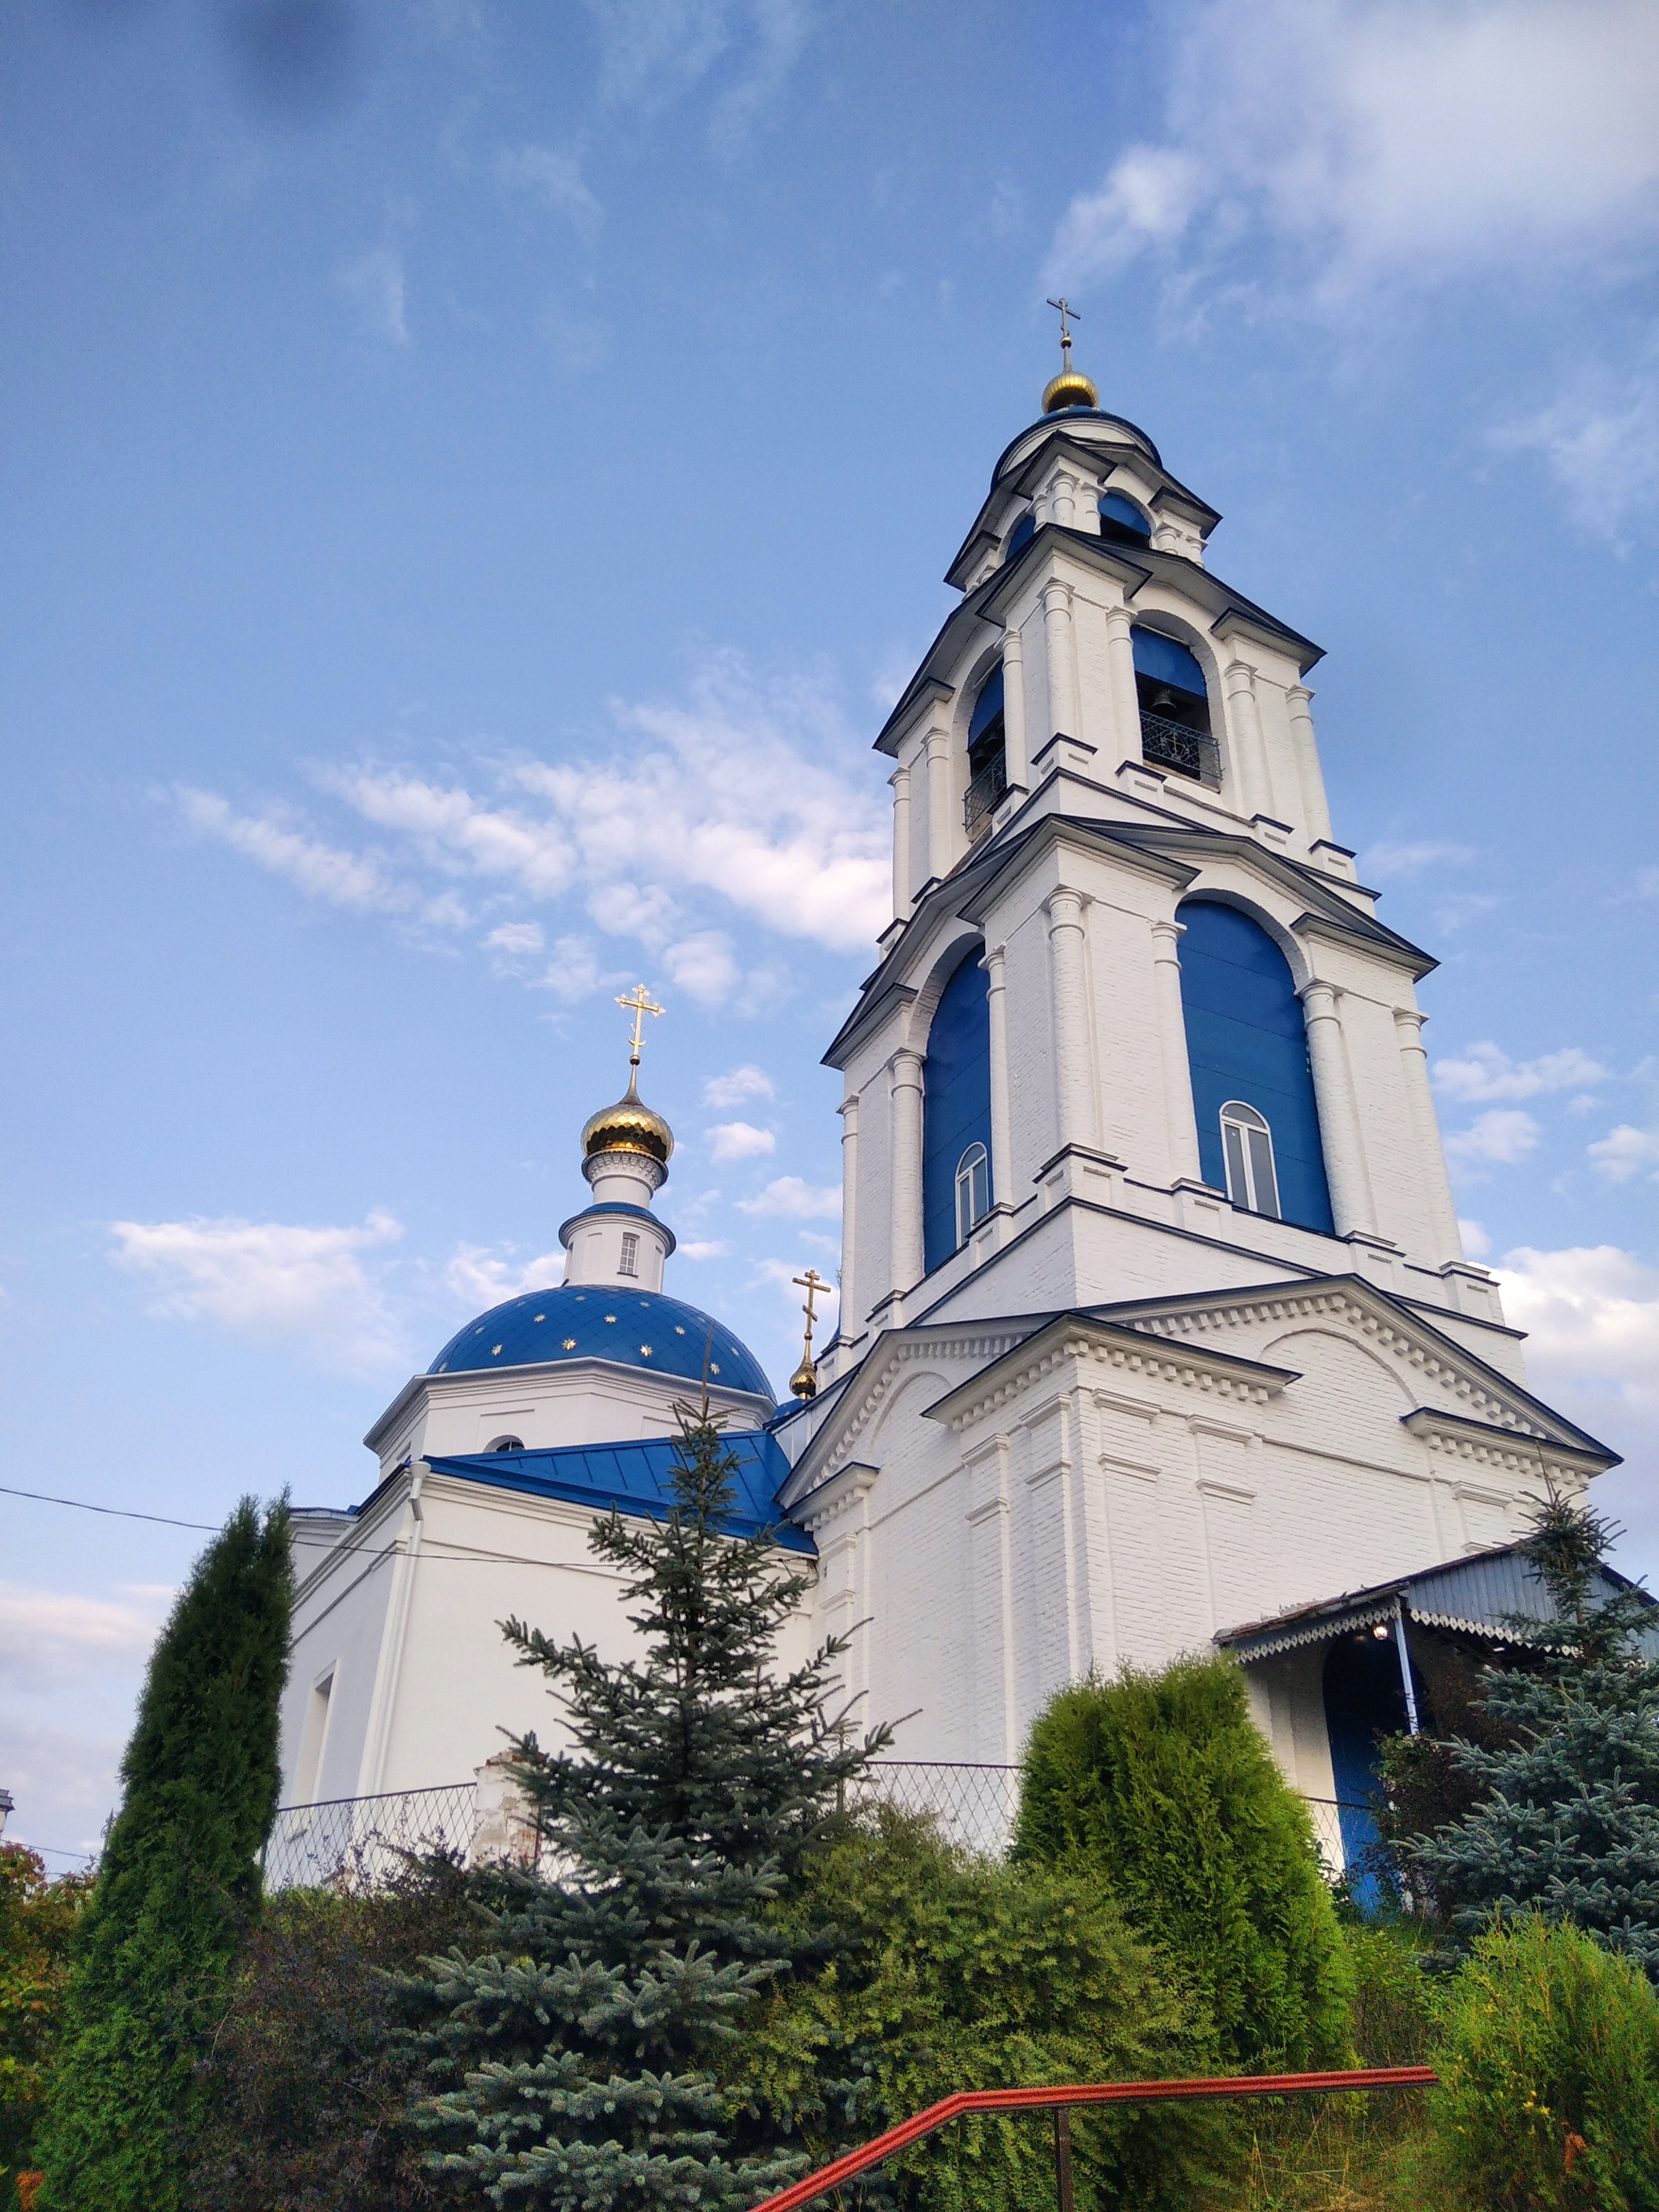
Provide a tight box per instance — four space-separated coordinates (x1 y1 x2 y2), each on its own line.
616 984 664 1072
1046 295 1081 368
790 1267 829 1400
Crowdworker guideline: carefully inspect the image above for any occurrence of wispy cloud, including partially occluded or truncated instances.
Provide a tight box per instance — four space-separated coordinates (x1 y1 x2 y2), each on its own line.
1588 1124 1659 1184
1495 1242 1659 1459
1491 364 1659 547
496 144 603 243
109 1210 407 1375
1359 838 1478 880
581 0 814 151
736 1174 839 1218
1046 0 1659 309
177 789 416 914
0 1583 168 1694
443 1242 565 1306
1444 1108 1542 1170
1432 1040 1609 1104
336 245 409 345
706 1120 775 1162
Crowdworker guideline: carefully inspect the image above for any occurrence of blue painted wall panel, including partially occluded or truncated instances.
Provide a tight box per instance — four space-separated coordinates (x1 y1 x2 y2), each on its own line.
1178 898 1334 1234
923 948 993 1276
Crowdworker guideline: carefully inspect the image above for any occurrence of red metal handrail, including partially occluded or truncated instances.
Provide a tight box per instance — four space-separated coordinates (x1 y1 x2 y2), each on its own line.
748 2065 1437 2212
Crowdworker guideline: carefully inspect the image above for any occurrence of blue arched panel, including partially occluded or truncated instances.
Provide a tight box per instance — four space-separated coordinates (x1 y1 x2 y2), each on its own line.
1132 628 1207 697
923 948 993 1276
1177 899 1334 1234
969 664 1004 742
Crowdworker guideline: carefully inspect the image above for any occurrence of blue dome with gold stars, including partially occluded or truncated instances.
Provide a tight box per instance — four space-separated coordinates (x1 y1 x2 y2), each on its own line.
428 1285 774 1402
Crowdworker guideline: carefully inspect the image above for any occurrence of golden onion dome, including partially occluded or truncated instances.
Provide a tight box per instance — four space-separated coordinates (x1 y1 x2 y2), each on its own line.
582 1078 675 1166
1042 366 1099 414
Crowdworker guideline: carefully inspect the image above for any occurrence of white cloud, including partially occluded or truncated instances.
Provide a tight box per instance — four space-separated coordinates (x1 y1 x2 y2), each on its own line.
1589 1123 1659 1184
485 921 545 956
736 1174 840 1218
582 0 813 151
663 929 740 1006
1359 838 1478 880
178 789 415 914
496 144 602 242
1491 367 1659 546
706 1120 776 1162
443 1243 565 1306
1497 1242 1659 1438
1046 1 1659 305
336 245 409 345
702 1063 775 1109
109 1210 406 1375
679 1238 731 1260
1432 1040 1609 1103
1458 1217 1491 1259
537 934 608 1002
1444 1108 1542 1168
0 1583 167 1694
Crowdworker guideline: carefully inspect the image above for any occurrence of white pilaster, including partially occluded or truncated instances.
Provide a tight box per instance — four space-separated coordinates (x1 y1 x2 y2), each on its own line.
1045 889 1096 1152
1223 659 1272 820
984 942 1013 1204
1043 578 1079 739
924 718 953 884
1393 1008 1464 1267
1150 918 1203 1184
890 765 912 923
1300 981 1377 1235
1103 599 1141 763
1001 626 1029 791
889 1047 925 1291
1286 686 1333 845
838 1091 861 1328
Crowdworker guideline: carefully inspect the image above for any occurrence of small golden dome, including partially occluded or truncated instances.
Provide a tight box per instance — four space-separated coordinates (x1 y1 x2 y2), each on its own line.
582 1077 675 1166
1042 367 1099 414
790 1354 818 1401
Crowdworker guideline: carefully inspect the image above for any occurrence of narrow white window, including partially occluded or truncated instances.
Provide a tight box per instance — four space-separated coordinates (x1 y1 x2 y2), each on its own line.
618 1231 640 1277
1220 1101 1281 1220
954 1142 991 1247
295 1669 334 1807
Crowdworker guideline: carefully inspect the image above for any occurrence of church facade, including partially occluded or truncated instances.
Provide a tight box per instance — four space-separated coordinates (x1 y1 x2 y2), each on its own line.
279 356 1616 1854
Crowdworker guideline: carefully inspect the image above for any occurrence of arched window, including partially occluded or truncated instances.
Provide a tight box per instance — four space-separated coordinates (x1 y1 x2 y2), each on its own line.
487 1434 525 1454
922 947 993 1275
1220 1101 1279 1218
1132 626 1214 785
1176 898 1334 1235
1098 489 1152 546
965 664 1006 840
955 1143 991 1245
1005 510 1036 559
618 1230 640 1277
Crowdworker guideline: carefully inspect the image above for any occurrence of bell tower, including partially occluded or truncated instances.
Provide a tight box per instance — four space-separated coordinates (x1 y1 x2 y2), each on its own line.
817 332 1499 1377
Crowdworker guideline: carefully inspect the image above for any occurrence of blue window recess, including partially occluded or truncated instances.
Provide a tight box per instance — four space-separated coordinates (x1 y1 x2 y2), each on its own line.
1322 1630 1413 1916
1005 510 1036 558
1098 490 1152 546
1177 898 1334 1235
923 948 994 1276
1132 627 1207 696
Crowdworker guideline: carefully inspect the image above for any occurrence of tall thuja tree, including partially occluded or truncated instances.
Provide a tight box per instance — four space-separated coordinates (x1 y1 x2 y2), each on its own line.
41 1496 292 2212
1401 1493 1659 1975
407 1407 891 2212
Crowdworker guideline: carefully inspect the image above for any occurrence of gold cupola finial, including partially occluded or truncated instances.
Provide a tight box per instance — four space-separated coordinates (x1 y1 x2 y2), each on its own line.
580 986 675 1166
789 1266 828 1400
1042 295 1098 414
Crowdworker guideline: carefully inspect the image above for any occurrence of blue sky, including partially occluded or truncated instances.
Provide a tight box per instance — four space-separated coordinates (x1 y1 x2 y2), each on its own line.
3 0 1657 1860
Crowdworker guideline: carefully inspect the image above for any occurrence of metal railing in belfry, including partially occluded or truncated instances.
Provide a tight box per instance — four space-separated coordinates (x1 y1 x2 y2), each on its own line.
1138 707 1205 779
963 753 1008 835
262 1762 1366 1890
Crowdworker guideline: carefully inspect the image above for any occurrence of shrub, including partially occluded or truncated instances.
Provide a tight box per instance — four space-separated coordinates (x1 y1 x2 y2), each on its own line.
732 1808 1230 2212
1015 1657 1353 2072
1343 1921 1435 2069
1420 1914 1659 2210
0 1848 92 2212
182 1856 483 2212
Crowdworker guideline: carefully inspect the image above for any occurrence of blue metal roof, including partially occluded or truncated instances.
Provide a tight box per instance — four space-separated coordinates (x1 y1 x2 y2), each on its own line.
427 1284 774 1401
424 1429 813 1554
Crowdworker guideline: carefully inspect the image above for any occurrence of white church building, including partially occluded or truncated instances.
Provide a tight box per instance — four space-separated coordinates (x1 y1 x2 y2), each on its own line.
278 347 1618 1872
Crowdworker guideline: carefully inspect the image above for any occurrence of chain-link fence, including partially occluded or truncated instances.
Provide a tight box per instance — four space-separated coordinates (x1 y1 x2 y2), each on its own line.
263 1764 1359 1891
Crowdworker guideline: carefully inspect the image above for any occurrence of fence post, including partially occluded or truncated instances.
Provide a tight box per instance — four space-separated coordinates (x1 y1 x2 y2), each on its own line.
1053 2106 1074 2212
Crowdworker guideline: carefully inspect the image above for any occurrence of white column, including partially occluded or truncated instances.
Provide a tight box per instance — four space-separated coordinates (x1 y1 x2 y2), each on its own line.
1103 599 1141 764
1001 626 1029 791
1223 659 1272 820
1051 469 1077 527
1393 1008 1464 1266
889 1048 925 1290
1043 579 1079 739
889 764 912 923
983 943 1013 1204
838 1091 860 1328
1150 919 1203 1183
357 1463 425 1796
1300 981 1375 1235
924 720 952 884
1286 685 1333 844
1045 889 1096 1152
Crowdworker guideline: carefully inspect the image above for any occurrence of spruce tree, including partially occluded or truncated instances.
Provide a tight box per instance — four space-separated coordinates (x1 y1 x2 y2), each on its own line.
40 1495 293 2212
407 1406 890 2212
1402 1494 1659 1975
